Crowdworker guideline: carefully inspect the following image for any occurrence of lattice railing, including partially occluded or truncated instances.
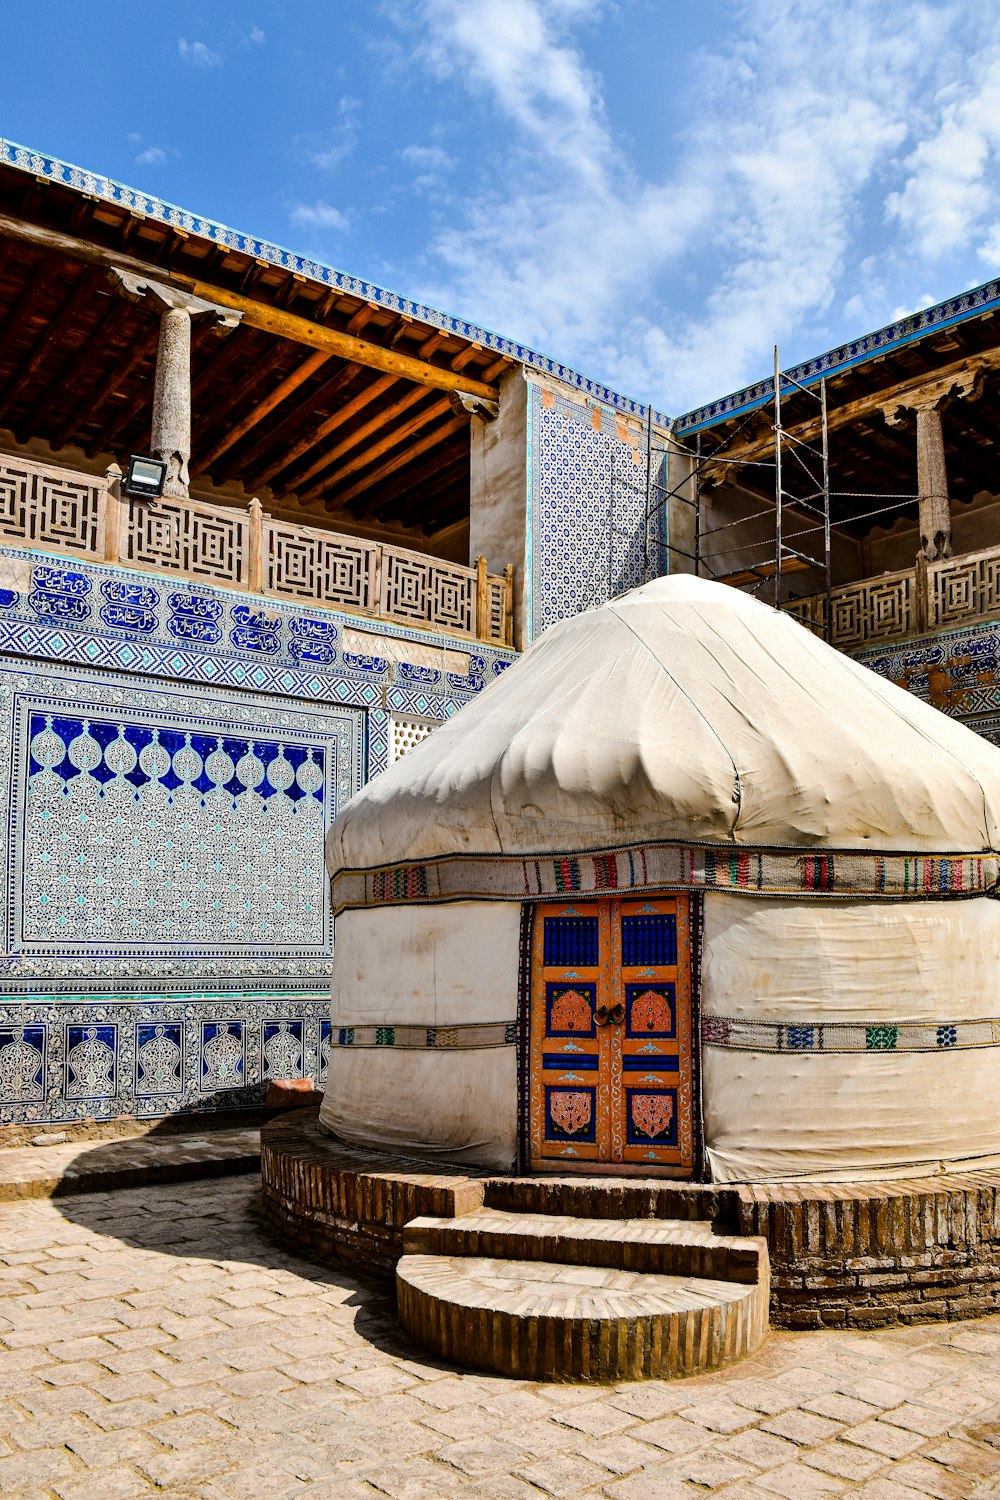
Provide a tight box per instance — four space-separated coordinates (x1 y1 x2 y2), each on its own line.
0 453 107 558
930 547 1000 628
783 545 1000 648
264 517 378 613
120 494 251 589
0 452 514 645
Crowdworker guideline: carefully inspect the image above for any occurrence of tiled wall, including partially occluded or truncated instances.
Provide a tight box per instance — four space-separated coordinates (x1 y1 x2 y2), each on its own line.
854 619 1000 744
527 382 662 638
0 547 515 1126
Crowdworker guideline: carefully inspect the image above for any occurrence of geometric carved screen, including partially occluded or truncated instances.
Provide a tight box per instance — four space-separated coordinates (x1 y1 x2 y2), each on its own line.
122 496 249 587
0 454 104 558
932 552 1000 629
389 715 437 762
266 519 377 610
829 573 913 648
381 551 474 634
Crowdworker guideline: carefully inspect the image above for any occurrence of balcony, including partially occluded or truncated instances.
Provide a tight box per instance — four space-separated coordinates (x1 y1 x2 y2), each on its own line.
0 452 513 646
785 544 1000 649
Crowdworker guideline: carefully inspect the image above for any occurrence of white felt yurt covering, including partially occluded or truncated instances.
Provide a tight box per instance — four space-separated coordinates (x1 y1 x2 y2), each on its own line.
322 576 1000 1182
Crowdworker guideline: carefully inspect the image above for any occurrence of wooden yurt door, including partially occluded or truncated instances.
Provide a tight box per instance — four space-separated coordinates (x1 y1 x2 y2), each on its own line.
527 896 694 1175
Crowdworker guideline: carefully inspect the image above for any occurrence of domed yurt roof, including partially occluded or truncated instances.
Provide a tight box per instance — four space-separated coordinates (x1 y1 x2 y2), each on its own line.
328 576 1000 879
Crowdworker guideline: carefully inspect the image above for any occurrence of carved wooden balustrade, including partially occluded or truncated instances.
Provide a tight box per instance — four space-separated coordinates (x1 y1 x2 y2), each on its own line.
0 452 514 646
785 543 1000 648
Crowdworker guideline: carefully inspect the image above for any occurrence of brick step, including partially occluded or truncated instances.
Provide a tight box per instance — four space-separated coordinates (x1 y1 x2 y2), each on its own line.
396 1252 769 1381
483 1174 723 1223
404 1208 763 1284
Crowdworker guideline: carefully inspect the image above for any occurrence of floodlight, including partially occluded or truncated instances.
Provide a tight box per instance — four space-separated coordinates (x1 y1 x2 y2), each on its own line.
123 455 167 500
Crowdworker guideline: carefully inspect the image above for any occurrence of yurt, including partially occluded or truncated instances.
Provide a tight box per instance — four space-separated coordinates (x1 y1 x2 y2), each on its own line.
321 575 1000 1184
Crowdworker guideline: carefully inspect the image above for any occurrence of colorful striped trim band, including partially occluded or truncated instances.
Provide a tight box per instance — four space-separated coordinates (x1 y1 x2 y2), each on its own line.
330 843 998 914
329 1021 517 1050
703 1016 1000 1054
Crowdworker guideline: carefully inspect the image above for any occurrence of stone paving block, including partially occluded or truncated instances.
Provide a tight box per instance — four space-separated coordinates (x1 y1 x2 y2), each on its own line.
761 1409 844 1446
752 1461 850 1497
920 1437 1000 1476
719 1428 804 1468
438 1436 530 1476
360 1455 466 1497
881 1403 957 1438
805 1391 886 1424
667 1446 758 1487
554 1401 636 1437
604 1471 704 1498
573 1434 657 1475
639 1415 720 1454
513 1452 614 1497
888 1457 979 1498
842 1419 932 1458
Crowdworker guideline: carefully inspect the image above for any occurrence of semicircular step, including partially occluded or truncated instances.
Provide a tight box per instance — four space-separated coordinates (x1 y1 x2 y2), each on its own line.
396 1252 768 1382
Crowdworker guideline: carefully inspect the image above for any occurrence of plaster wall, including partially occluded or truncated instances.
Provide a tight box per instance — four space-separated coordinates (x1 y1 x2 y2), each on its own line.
469 370 530 647
867 491 1000 575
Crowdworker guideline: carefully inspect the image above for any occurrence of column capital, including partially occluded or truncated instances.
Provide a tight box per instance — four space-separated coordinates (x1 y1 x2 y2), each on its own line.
880 366 984 426
108 268 242 330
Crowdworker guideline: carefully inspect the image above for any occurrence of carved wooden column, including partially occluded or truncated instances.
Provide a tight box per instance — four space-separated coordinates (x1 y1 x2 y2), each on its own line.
915 404 951 560
109 269 242 497
882 368 983 563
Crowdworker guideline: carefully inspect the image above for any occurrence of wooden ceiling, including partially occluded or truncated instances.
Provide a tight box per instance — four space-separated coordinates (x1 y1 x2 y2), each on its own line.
0 162 512 540
679 316 1000 537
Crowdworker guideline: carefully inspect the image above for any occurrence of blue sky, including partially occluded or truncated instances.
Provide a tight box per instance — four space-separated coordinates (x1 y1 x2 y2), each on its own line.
5 1 1000 415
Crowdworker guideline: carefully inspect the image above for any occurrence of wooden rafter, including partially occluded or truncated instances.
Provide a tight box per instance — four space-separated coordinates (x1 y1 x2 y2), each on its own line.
342 414 467 512
292 386 432 493
298 395 451 502
191 349 331 476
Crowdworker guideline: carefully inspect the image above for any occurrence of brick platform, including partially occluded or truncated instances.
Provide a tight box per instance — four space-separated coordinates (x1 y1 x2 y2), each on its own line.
261 1110 1000 1332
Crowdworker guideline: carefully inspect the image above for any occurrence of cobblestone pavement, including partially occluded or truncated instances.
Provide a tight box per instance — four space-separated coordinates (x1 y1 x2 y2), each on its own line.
5 1179 1000 1499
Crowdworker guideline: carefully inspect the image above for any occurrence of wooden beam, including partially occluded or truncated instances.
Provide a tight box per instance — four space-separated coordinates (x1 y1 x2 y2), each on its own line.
0 213 500 401
262 373 396 486
292 385 430 493
694 344 1000 481
238 363 364 480
18 298 132 439
342 414 468 512
54 329 156 452
191 348 332 475
298 395 451 501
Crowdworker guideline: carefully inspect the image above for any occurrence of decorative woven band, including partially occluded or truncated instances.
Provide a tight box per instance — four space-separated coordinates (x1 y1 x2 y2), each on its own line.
330 843 998 914
703 1016 1000 1054
329 1020 517 1050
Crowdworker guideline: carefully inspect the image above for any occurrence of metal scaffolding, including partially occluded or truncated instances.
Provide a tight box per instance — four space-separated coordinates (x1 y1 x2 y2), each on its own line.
644 345 918 645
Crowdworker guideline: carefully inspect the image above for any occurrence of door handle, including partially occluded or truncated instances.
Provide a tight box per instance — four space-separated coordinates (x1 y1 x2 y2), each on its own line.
596 1003 625 1027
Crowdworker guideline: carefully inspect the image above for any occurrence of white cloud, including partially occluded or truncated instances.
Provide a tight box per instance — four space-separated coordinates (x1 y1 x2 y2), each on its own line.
300 95 361 171
886 52 1000 261
388 0 1000 412
135 146 167 166
400 144 455 173
178 38 222 68
290 200 350 233
248 24 265 44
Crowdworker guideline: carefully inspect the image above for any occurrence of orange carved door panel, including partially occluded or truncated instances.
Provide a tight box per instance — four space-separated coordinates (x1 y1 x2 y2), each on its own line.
527 896 694 1175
